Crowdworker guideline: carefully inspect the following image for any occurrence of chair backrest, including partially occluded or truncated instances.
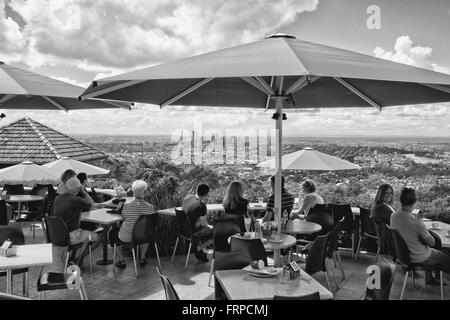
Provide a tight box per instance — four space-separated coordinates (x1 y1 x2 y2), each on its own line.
221 213 245 233
230 237 268 266
132 214 158 246
0 200 8 225
306 206 334 235
360 207 377 237
174 209 193 240
389 227 412 266
273 291 320 300
213 220 241 253
328 204 354 232
326 219 342 258
0 222 25 245
364 258 396 300
156 267 180 300
214 249 252 271
44 216 70 247
305 232 330 275
3 184 25 195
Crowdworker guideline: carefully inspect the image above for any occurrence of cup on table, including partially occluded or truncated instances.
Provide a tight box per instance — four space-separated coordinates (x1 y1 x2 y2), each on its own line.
258 197 264 204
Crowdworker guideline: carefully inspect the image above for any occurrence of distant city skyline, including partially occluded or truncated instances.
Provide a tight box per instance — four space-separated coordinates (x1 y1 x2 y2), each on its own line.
1 0 449 137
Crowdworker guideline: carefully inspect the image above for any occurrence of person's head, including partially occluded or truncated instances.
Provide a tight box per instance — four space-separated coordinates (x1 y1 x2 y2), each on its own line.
77 172 88 187
61 169 76 183
301 180 316 194
131 180 148 199
196 184 210 202
400 187 416 208
270 175 285 191
223 181 244 209
65 177 82 195
374 184 393 205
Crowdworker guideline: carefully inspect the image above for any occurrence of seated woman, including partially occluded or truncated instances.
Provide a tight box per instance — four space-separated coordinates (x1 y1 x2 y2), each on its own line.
290 180 324 220
222 181 249 233
371 184 395 226
114 180 155 269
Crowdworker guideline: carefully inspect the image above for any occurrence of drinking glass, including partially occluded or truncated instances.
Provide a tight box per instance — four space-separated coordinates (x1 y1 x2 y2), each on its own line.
244 216 252 233
258 196 264 204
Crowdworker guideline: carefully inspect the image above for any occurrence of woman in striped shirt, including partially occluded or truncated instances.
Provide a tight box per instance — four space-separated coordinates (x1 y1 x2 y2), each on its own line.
115 180 155 269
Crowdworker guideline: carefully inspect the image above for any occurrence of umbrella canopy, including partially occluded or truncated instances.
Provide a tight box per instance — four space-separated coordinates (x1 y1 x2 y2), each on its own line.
257 147 361 171
0 161 58 183
0 61 132 112
80 34 450 259
42 157 110 176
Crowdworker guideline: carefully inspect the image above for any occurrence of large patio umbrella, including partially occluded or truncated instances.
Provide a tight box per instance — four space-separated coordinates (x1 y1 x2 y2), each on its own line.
42 156 110 176
0 161 58 183
257 147 361 170
0 61 132 112
80 33 450 256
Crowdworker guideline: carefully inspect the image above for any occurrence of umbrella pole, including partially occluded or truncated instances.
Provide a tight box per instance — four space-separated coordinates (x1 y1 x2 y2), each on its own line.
273 96 285 267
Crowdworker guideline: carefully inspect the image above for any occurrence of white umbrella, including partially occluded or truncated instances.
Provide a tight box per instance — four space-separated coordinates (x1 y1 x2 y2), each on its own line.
257 147 361 171
42 157 110 176
0 161 58 183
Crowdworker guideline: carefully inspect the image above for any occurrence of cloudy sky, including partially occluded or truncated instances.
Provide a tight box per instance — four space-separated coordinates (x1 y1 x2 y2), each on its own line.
1 0 449 137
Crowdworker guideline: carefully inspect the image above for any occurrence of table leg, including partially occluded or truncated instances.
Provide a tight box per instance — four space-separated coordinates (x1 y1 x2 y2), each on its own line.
96 224 113 265
274 249 282 267
6 270 12 294
17 202 21 218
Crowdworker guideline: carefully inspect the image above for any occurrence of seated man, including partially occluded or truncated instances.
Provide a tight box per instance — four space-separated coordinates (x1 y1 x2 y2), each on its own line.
390 187 450 285
262 175 295 224
182 184 213 262
53 177 100 267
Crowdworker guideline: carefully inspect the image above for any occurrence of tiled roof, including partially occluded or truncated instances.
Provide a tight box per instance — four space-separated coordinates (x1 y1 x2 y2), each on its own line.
0 117 107 165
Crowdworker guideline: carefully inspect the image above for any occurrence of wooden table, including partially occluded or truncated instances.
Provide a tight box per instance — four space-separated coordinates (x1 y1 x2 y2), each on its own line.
6 195 43 218
81 208 123 265
282 220 322 235
215 268 333 300
424 221 450 248
0 243 53 296
157 203 267 216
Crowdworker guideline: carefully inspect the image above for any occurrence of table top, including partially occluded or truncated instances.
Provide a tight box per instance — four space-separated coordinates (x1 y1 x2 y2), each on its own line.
0 243 53 270
157 203 267 216
81 208 123 225
263 233 297 251
282 220 322 235
5 195 43 203
424 221 450 248
215 268 333 300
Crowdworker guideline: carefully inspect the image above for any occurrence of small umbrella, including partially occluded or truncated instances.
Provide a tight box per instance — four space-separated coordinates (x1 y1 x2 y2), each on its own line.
0 61 132 112
257 147 361 171
42 157 110 176
0 161 58 183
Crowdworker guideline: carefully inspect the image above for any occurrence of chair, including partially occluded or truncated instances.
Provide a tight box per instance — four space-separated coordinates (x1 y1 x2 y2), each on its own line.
0 292 32 300
2 184 25 195
37 264 88 300
16 185 47 238
328 204 355 256
171 209 210 270
300 232 332 291
208 220 241 286
355 207 378 262
156 267 180 300
373 220 395 261
230 237 268 266
306 205 334 236
0 223 29 296
273 291 320 300
0 200 9 225
325 218 346 288
44 216 93 273
364 257 397 300
213 249 252 300
389 227 445 300
112 214 161 277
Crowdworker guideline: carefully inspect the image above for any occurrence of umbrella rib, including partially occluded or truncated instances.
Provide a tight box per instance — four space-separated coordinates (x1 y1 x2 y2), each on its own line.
254 77 275 96
420 83 450 94
265 77 275 111
241 77 273 95
93 99 133 110
333 77 382 111
80 80 146 100
285 76 320 95
42 96 68 113
160 78 214 108
0 94 17 104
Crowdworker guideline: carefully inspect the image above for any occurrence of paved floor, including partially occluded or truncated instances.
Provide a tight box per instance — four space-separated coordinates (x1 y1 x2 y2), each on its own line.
1 223 449 300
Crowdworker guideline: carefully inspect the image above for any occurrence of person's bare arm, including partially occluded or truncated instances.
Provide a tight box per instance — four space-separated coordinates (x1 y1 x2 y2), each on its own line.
418 222 435 247
291 196 314 220
80 188 95 209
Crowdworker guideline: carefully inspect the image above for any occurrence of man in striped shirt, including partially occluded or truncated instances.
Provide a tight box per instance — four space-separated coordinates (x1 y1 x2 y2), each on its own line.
115 180 155 269
262 175 295 223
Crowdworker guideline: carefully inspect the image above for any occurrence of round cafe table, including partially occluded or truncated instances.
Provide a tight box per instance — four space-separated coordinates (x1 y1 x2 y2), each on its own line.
281 220 322 235
6 195 43 219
